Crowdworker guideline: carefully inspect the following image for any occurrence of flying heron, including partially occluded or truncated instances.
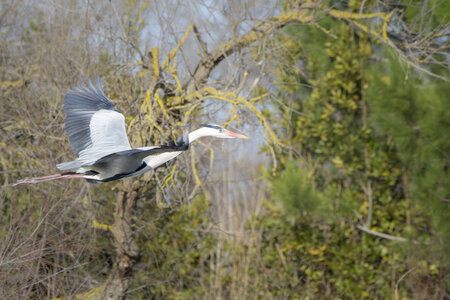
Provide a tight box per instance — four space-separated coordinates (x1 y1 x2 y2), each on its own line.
14 79 248 185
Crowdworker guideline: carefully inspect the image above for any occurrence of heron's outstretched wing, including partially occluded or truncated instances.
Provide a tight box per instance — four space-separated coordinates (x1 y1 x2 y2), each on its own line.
93 146 181 166
63 78 131 160
93 133 190 168
88 143 189 181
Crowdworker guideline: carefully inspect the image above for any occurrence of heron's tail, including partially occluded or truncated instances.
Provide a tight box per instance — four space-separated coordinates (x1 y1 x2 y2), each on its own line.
12 173 85 186
56 160 81 170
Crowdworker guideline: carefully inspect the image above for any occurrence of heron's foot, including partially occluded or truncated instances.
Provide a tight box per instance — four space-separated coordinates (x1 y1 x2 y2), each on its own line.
12 173 85 186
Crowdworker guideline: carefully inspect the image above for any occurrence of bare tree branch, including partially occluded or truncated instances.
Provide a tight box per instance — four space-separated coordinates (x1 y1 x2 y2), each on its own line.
356 225 408 242
184 5 318 94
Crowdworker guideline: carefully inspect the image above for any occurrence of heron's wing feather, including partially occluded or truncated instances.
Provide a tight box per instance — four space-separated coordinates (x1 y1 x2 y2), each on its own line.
64 78 131 156
92 145 186 166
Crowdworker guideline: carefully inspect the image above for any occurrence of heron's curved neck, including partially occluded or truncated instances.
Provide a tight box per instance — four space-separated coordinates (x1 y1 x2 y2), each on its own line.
188 128 210 143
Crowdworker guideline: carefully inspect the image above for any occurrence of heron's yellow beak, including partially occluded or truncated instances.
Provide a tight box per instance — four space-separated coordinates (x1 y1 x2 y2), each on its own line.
225 130 249 139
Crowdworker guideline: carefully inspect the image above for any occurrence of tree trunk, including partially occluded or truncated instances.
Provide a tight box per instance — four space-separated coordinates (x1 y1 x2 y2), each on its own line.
103 187 139 300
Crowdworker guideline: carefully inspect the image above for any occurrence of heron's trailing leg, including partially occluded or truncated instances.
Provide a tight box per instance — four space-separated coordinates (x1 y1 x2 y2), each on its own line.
13 173 85 186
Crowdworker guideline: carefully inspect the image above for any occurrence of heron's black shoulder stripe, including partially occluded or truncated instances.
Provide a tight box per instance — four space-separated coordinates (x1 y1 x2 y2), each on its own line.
199 124 223 130
88 162 148 183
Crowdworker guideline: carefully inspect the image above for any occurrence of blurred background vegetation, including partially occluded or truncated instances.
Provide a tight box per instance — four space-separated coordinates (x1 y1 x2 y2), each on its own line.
0 0 448 299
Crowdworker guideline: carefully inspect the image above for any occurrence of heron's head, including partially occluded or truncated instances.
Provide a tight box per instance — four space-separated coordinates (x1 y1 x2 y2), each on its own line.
199 124 249 139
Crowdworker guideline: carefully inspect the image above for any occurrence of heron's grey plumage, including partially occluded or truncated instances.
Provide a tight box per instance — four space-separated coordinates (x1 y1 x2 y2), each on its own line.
51 78 247 184
86 145 187 182
63 78 129 155
56 160 82 170
12 78 248 186
58 78 133 170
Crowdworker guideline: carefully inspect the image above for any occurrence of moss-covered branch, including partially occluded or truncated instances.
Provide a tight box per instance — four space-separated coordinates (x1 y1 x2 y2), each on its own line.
184 4 318 94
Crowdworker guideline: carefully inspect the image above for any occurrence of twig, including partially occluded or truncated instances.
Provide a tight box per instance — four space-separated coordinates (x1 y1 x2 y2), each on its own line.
359 0 367 15
192 24 208 56
362 181 372 228
109 0 144 61
394 267 416 300
356 225 407 242
313 23 337 39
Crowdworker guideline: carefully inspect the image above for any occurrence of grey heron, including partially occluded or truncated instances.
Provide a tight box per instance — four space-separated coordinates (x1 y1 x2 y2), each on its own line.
14 79 248 185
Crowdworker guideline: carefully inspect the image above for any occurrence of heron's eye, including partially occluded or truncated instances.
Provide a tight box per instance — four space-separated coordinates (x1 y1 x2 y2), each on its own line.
219 128 224 133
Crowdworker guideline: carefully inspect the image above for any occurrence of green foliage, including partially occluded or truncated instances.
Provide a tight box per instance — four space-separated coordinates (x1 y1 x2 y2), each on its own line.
366 54 450 250
271 162 327 216
243 202 400 298
263 7 448 297
131 196 216 299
